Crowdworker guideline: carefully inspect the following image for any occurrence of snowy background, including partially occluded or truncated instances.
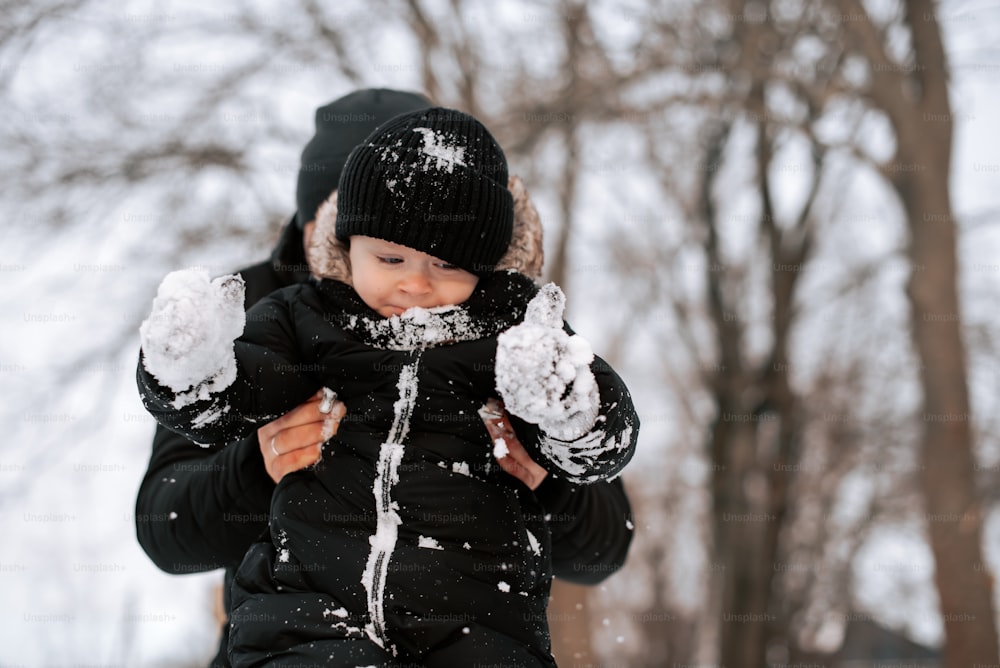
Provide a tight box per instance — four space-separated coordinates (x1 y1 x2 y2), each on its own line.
2 0 1000 666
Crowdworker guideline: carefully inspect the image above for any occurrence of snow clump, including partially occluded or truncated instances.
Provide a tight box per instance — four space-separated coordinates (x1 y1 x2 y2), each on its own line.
413 127 467 173
139 268 245 402
495 283 600 440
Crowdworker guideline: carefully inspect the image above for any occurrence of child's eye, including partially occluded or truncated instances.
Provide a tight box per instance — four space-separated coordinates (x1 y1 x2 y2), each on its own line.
436 262 460 271
377 256 403 265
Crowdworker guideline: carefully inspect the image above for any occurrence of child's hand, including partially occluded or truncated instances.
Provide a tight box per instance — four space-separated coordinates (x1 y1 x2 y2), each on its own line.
495 284 600 441
139 268 246 395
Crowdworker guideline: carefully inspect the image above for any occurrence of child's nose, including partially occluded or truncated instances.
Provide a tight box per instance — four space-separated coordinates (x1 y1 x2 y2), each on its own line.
398 269 433 295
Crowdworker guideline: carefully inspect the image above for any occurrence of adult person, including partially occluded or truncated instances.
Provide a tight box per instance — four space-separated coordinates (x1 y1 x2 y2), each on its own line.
134 88 634 666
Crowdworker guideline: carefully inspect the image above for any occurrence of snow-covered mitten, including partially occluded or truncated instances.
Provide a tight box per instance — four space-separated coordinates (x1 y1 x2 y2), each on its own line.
139 268 246 400
495 283 600 441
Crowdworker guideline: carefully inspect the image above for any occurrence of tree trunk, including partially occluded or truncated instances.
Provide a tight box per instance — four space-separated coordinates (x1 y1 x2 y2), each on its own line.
712 409 773 668
885 1 999 663
547 579 594 666
835 0 1000 660
898 148 1000 666
545 127 580 289
698 119 773 668
702 111 817 668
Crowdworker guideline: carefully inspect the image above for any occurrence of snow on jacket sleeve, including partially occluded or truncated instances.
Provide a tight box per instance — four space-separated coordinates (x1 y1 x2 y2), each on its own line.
135 424 274 573
523 350 638 484
501 346 638 489
136 285 321 445
134 260 288 576
495 285 638 483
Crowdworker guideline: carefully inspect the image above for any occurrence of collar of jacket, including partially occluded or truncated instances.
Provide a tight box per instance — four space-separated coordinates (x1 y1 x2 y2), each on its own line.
268 216 311 285
315 270 539 351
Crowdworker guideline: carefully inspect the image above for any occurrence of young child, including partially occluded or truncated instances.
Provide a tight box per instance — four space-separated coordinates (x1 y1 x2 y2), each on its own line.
137 107 638 667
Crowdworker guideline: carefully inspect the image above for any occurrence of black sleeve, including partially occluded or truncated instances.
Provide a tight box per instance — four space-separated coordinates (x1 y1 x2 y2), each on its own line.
134 287 318 574
505 354 638 583
534 475 634 584
528 351 640 484
135 424 275 573
136 290 321 445
504 320 639 582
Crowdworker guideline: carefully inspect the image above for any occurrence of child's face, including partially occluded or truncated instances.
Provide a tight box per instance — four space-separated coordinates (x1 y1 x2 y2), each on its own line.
348 235 479 317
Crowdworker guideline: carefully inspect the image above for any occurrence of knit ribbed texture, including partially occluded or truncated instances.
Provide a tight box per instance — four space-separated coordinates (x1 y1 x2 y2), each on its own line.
335 107 514 275
295 88 431 228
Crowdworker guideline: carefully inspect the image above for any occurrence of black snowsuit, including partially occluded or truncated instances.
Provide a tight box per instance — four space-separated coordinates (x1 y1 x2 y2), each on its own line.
136 224 638 666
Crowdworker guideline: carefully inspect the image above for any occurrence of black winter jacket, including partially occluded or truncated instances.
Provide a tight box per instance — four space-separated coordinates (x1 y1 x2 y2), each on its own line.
134 221 637 666
138 269 638 664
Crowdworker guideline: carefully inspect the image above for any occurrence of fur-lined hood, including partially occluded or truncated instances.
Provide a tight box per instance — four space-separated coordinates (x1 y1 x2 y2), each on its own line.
307 175 544 284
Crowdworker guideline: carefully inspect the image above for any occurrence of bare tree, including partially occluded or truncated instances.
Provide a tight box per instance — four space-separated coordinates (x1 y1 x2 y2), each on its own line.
816 1 999 664
630 0 998 663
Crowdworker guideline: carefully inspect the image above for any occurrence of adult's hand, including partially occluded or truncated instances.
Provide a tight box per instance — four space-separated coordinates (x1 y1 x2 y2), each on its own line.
480 399 549 491
259 389 345 483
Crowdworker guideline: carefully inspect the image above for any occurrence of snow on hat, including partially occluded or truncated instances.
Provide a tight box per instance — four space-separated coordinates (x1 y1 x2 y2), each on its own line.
335 107 514 275
295 88 431 228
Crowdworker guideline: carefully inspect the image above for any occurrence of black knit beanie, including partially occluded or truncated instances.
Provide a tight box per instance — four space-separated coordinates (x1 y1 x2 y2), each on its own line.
335 107 514 275
295 88 432 228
